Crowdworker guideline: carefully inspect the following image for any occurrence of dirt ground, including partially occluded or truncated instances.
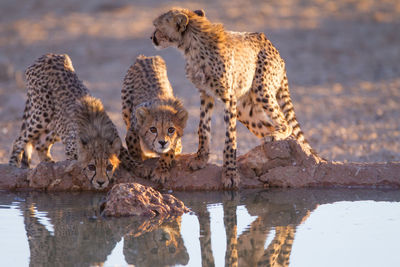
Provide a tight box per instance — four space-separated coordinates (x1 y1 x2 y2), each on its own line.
0 0 399 166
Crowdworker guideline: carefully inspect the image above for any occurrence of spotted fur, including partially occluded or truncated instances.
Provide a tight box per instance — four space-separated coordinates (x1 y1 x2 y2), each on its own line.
151 8 321 188
122 55 188 184
9 54 148 189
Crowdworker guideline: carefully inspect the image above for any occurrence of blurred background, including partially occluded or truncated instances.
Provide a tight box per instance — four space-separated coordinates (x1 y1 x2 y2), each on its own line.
0 0 399 165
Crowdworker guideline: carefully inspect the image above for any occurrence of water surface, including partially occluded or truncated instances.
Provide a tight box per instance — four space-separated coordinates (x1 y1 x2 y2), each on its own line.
1 188 399 266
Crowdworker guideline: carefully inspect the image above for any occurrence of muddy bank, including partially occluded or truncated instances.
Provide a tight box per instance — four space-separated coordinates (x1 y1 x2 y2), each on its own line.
1 139 399 191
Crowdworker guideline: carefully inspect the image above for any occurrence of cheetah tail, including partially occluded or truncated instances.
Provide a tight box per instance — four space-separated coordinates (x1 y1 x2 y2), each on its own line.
278 75 322 160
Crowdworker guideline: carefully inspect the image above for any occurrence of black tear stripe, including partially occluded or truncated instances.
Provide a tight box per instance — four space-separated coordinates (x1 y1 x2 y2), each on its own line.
151 132 158 148
89 172 96 184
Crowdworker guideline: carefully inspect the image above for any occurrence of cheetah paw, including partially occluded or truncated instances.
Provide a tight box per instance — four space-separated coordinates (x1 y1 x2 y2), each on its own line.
222 170 240 189
41 156 55 163
137 164 153 179
188 154 208 171
151 167 170 185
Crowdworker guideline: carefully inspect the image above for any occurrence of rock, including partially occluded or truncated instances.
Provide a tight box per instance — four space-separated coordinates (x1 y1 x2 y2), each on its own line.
27 161 94 191
100 183 190 217
0 164 28 189
162 154 223 190
1 139 400 191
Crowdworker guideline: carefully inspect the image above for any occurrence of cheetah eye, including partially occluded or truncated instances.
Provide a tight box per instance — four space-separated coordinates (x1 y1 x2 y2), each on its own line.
87 164 96 171
168 127 175 134
106 164 113 172
80 138 88 146
150 127 157 133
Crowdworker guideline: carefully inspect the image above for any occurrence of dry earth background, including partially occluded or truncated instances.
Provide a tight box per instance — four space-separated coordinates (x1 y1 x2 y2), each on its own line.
0 0 399 167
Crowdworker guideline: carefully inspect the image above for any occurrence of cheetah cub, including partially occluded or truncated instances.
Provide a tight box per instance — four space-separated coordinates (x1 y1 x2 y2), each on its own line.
122 55 188 184
151 8 321 188
9 54 147 189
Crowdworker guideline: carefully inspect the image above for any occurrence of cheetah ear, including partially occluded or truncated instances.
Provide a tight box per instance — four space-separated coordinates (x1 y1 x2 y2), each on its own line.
135 107 149 126
193 9 205 17
175 13 189 33
176 109 188 128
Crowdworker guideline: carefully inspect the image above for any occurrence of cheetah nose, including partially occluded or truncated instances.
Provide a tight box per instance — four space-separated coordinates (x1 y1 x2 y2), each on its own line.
97 181 105 187
159 140 167 147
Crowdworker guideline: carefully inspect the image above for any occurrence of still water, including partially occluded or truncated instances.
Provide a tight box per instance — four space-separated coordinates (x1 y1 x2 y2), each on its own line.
1 188 400 267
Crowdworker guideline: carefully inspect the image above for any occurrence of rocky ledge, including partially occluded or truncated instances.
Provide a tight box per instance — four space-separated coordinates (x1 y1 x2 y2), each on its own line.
0 139 399 191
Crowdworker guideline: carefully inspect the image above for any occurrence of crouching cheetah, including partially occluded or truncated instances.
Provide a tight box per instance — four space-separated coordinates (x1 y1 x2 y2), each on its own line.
151 8 321 188
122 55 188 184
9 54 148 189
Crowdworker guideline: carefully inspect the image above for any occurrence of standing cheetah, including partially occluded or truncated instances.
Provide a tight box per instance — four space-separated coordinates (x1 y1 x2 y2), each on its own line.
122 55 188 184
9 54 148 189
151 8 321 188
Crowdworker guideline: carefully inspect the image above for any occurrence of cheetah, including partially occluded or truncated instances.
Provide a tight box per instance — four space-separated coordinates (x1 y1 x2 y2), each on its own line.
123 217 189 266
151 8 321 188
9 53 148 189
122 55 188 184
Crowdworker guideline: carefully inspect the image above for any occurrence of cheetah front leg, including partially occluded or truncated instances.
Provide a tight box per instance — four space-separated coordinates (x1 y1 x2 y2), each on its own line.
62 132 81 173
189 92 214 171
124 127 154 178
152 138 182 184
63 133 79 161
223 191 239 266
118 147 153 178
125 126 143 160
194 203 215 266
152 149 175 184
222 95 240 189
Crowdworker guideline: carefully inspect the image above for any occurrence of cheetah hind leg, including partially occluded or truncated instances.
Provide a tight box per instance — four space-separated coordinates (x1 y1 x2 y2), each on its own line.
256 90 292 142
9 134 30 168
35 131 59 163
20 143 33 169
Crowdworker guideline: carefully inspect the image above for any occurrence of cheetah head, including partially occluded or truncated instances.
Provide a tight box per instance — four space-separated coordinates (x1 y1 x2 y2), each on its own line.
78 137 121 190
124 218 189 265
135 101 188 156
151 8 205 49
